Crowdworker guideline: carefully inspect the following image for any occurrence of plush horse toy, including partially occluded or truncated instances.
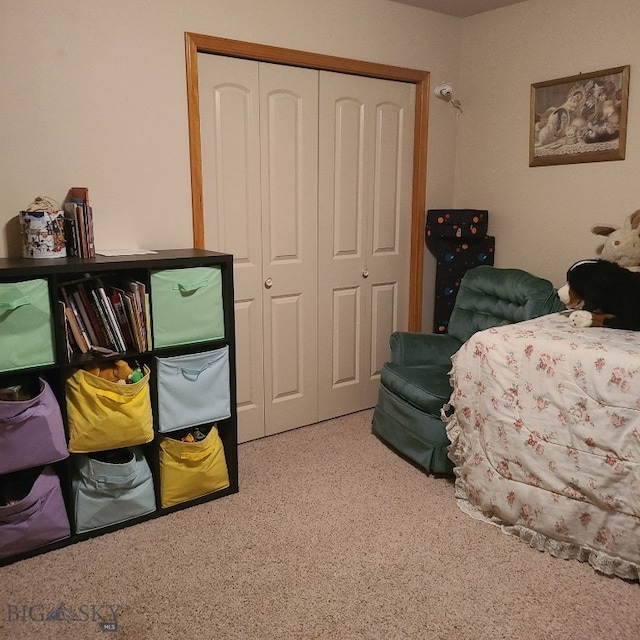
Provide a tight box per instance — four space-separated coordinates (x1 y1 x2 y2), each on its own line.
557 259 640 330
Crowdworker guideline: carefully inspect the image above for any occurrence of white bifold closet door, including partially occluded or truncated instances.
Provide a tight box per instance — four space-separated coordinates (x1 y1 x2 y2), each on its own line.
198 54 414 443
317 71 414 421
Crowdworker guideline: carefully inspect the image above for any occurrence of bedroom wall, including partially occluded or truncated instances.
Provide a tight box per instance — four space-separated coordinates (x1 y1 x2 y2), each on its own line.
8 1 634 332
0 0 461 331
455 0 640 289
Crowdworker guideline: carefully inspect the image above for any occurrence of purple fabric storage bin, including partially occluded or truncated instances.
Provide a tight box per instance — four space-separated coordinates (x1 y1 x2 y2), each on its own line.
0 466 71 559
0 378 69 475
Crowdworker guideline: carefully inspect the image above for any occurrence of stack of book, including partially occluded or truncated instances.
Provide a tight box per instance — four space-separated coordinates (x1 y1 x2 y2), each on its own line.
63 187 95 258
60 276 150 357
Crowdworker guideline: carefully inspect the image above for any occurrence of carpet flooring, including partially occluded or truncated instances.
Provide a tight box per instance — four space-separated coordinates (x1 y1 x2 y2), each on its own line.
1 409 638 639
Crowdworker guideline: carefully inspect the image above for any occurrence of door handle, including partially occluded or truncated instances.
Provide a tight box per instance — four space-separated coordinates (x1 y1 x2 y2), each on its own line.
362 269 369 278
264 277 273 289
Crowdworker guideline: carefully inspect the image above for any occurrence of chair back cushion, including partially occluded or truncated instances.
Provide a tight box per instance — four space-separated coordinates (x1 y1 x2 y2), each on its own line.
447 266 563 344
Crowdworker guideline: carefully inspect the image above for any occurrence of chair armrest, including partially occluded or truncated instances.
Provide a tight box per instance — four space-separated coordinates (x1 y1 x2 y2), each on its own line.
389 331 462 367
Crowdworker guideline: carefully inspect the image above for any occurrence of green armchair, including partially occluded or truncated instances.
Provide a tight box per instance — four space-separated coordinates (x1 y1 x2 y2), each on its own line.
372 265 564 475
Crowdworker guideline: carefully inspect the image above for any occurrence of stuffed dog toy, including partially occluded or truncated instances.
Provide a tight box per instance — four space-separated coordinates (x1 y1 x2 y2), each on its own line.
557 259 640 330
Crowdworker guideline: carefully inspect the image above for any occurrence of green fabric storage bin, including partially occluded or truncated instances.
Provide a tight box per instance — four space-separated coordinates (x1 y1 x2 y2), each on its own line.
0 279 55 372
150 267 224 348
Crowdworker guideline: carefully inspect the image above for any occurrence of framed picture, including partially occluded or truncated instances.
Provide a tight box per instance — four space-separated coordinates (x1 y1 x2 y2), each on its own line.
530 65 630 167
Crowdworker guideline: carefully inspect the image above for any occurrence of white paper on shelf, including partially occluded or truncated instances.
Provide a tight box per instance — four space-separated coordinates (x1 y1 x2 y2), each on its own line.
95 249 158 256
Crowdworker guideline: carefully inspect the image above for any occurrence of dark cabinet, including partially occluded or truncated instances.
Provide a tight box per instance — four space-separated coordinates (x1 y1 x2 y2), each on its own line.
426 210 495 333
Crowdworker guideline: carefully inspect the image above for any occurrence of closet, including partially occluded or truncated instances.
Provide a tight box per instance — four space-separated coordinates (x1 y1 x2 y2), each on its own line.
197 52 415 443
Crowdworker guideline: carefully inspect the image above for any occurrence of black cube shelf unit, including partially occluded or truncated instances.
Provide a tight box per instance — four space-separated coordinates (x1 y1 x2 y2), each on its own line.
0 249 238 566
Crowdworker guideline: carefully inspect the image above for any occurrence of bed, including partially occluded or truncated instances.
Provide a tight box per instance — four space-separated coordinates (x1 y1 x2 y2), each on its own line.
445 311 640 580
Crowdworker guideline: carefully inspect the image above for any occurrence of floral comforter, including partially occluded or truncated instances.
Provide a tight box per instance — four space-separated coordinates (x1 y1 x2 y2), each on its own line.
445 312 640 580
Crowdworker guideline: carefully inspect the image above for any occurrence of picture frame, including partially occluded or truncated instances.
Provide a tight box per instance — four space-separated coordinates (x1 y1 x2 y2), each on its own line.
530 65 630 167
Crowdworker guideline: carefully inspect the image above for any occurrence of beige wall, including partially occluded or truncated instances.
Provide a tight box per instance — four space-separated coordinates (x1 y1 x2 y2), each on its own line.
4 0 637 332
456 0 640 290
0 0 460 336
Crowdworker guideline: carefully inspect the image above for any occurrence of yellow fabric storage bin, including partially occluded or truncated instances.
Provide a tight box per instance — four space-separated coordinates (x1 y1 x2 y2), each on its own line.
66 366 154 453
0 279 55 372
159 425 229 508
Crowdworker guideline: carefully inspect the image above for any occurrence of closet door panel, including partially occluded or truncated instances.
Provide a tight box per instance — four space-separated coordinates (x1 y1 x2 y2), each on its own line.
333 98 365 257
370 282 397 377
368 83 414 367
318 73 370 418
373 105 403 252
199 54 265 442
259 63 319 435
332 286 361 386
318 72 414 421
233 299 263 429
265 90 304 260
325 95 366 394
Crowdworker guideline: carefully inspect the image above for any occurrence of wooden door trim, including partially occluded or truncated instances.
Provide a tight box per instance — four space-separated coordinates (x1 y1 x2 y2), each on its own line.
185 32 429 331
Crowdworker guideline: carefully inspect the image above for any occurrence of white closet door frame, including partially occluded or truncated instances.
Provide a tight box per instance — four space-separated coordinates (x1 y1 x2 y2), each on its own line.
185 32 429 333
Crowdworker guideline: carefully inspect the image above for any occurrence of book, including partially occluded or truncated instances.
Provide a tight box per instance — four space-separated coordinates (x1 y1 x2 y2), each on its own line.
75 201 89 258
133 281 148 351
144 291 152 350
60 301 74 360
122 279 148 351
90 288 118 351
63 303 89 353
72 202 88 258
96 280 127 352
109 287 135 350
61 286 92 352
72 289 100 348
86 205 95 257
120 288 143 351
67 187 93 258
63 203 80 257
68 186 89 203
77 281 107 347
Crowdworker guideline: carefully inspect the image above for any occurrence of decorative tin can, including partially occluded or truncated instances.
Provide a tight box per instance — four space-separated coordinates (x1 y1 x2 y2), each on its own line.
19 196 67 259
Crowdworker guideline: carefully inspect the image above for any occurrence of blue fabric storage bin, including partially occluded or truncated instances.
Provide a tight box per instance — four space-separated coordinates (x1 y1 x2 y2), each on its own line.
150 267 224 348
156 347 231 433
72 447 156 534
